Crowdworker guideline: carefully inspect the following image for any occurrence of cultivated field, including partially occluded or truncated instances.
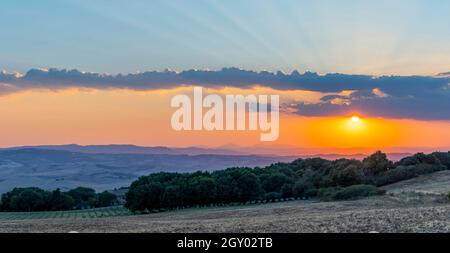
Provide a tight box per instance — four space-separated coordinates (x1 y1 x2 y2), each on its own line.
0 206 132 220
1 171 450 233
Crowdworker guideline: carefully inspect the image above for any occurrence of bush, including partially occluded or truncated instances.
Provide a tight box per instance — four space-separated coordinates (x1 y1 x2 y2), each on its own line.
236 173 264 202
293 179 316 198
261 173 293 193
264 192 282 201
125 181 164 212
395 153 443 167
280 184 294 198
328 159 364 187
97 191 118 207
432 152 450 169
317 187 340 201
304 188 318 198
362 151 392 177
9 188 50 212
372 164 445 186
319 185 385 201
49 189 75 211
67 187 97 209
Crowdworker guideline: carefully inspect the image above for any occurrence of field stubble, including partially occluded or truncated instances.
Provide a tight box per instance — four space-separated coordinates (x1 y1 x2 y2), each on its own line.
1 171 450 233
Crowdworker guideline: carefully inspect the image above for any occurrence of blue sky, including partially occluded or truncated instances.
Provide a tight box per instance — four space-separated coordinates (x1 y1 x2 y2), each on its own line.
1 0 450 75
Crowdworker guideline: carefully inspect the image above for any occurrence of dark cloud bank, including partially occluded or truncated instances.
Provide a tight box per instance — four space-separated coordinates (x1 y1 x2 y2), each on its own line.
1 67 449 120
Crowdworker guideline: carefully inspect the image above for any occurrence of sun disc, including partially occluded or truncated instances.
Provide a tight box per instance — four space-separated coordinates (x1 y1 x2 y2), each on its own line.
351 116 361 122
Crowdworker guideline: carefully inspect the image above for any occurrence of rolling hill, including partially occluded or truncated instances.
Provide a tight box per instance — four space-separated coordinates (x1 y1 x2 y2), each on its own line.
0 148 295 194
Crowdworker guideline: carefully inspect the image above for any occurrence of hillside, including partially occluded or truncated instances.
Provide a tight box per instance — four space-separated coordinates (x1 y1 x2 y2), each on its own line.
0 148 294 194
1 170 449 233
382 170 450 195
0 145 416 195
0 144 244 156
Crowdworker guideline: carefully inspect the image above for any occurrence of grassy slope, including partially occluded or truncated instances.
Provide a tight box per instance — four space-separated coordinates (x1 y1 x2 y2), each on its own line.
382 170 450 195
1 170 450 233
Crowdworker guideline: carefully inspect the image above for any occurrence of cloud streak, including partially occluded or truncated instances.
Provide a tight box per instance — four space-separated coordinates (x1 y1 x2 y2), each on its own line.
1 67 450 120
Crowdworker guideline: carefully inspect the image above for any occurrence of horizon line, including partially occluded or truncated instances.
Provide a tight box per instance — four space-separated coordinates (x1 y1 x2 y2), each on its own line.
1 143 449 153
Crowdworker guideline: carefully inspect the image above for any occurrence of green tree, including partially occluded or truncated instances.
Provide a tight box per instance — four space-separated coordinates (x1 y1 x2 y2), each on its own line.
261 173 293 193
213 168 246 204
280 184 294 198
50 189 75 211
362 151 392 177
125 178 164 212
97 191 118 207
9 188 50 212
67 187 97 209
293 179 316 198
328 159 364 187
161 185 182 208
237 173 264 202
185 175 216 206
432 152 450 169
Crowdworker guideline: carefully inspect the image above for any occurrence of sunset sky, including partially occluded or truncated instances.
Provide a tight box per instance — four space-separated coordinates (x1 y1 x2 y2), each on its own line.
1 0 450 154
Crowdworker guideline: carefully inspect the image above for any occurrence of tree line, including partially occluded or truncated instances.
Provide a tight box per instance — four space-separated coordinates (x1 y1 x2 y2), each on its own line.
0 187 118 212
125 151 450 212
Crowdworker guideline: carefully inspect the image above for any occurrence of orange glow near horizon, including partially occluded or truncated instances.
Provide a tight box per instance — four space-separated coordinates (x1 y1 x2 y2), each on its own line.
298 115 401 149
0 87 450 153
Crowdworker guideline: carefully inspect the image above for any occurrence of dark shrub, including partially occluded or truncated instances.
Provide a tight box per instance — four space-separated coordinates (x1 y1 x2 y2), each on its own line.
1 187 51 212
237 173 264 202
317 187 340 201
261 173 293 193
67 187 97 209
264 192 282 201
125 180 164 212
10 188 51 212
319 185 385 201
50 189 75 211
328 159 364 187
304 188 318 198
0 187 113 212
395 153 443 167
97 191 118 207
432 152 450 169
373 164 445 186
293 179 316 198
280 184 294 198
362 151 393 177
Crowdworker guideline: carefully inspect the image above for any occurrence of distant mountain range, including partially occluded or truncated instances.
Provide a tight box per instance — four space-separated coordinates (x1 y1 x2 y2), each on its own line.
0 144 421 194
0 144 415 160
1 144 244 156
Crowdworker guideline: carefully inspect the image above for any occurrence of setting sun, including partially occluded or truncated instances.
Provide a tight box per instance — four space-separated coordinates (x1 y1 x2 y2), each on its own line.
351 116 361 122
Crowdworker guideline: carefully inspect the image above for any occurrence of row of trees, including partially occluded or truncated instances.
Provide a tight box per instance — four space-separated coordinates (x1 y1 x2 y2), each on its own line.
0 187 118 212
125 151 450 212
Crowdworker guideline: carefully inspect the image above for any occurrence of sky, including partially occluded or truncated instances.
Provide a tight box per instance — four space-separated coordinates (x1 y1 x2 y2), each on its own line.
1 0 450 153
1 0 450 75
1 85 449 153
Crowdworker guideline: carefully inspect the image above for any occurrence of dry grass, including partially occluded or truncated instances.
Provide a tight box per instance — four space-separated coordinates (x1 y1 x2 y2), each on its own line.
1 171 450 233
0 195 449 233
